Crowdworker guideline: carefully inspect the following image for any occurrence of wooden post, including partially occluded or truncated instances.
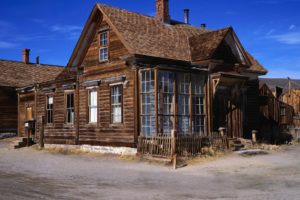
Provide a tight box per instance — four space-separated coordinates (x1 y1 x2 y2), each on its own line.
26 125 30 147
171 130 177 170
252 130 258 145
40 116 45 149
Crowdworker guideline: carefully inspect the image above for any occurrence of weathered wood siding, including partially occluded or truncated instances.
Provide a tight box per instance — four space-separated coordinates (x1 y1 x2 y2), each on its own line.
36 81 77 145
78 19 135 147
0 87 18 133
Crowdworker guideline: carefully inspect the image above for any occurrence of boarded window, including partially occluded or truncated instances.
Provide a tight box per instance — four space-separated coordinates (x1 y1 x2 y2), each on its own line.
191 75 205 135
99 31 108 62
46 96 53 124
178 74 190 134
140 70 155 136
66 93 75 124
111 85 122 123
88 90 98 123
158 71 175 135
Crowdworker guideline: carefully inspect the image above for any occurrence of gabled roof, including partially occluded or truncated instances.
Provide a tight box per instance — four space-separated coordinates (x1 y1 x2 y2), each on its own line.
260 78 300 93
68 3 267 75
0 59 64 88
189 28 231 62
246 53 268 75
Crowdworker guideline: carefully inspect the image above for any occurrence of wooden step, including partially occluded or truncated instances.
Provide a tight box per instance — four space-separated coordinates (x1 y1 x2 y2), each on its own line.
14 138 35 149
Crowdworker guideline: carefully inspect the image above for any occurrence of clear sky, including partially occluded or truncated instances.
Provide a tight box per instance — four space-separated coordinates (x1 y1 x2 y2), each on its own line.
0 0 299 78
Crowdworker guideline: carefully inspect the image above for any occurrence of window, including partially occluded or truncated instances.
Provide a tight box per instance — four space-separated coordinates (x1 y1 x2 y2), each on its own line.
46 96 53 124
191 75 205 135
158 71 175 135
66 92 75 124
99 31 108 62
140 70 155 136
178 74 190 135
88 90 98 123
139 70 206 136
111 85 122 123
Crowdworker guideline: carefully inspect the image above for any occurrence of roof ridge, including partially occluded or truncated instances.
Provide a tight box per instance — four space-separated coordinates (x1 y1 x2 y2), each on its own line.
97 2 211 32
0 59 64 68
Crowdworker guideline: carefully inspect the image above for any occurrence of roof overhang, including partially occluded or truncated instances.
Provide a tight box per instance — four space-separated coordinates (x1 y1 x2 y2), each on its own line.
212 72 248 95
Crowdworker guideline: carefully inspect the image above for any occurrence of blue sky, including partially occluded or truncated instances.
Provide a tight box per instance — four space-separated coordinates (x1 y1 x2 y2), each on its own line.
0 0 299 78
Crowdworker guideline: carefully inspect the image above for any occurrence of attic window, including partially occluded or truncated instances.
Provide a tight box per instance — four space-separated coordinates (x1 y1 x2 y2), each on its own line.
99 31 108 62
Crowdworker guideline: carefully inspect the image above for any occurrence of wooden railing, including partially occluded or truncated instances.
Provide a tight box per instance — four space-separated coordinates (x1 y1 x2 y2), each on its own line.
137 133 228 158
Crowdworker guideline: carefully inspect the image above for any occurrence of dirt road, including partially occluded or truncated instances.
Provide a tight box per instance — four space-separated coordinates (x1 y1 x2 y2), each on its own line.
0 140 300 200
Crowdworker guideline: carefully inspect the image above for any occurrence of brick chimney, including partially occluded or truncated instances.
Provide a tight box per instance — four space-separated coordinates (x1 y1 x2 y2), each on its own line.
22 49 30 64
156 0 170 23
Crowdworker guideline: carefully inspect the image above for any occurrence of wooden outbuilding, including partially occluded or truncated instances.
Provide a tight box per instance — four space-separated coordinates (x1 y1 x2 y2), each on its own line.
259 83 294 143
260 78 300 127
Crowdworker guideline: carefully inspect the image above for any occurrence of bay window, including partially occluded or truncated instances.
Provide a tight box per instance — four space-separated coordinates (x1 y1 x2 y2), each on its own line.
178 74 190 134
192 75 205 135
140 70 155 136
158 71 175 135
139 70 206 136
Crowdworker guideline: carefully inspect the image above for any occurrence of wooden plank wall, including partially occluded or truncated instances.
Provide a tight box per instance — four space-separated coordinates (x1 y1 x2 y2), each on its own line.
36 82 76 145
0 87 18 133
78 19 135 147
34 18 135 147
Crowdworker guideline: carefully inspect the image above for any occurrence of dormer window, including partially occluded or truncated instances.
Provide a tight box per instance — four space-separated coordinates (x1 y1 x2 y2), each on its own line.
99 31 108 62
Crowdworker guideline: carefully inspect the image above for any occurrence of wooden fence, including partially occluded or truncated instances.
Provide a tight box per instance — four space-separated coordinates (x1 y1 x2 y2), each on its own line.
137 134 228 158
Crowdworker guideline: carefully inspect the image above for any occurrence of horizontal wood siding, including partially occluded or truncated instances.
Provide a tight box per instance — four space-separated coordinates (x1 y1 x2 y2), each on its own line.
36 82 76 145
0 87 18 133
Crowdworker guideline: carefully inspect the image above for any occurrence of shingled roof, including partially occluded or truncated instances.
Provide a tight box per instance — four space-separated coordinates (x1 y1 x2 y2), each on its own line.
0 59 64 88
260 78 300 93
68 3 267 74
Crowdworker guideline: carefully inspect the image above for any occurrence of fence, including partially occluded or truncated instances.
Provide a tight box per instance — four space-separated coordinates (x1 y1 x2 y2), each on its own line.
137 133 228 158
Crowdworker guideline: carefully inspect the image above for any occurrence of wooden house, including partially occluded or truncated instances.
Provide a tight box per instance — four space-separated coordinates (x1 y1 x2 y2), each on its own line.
18 1 268 152
259 83 294 143
0 49 63 135
260 78 300 127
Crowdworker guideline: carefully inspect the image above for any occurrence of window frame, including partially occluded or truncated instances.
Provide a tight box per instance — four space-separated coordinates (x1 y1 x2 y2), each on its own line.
88 89 98 124
140 69 156 137
65 91 75 125
99 31 109 62
46 95 54 124
138 69 207 136
110 84 123 124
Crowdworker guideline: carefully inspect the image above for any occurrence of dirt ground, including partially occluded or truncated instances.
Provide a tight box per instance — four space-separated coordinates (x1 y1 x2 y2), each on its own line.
0 139 300 200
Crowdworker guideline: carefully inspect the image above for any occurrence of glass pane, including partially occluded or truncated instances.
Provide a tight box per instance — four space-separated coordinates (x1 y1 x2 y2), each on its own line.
178 95 190 115
89 91 97 106
90 107 97 123
178 116 190 135
100 32 108 46
141 116 155 137
158 116 174 135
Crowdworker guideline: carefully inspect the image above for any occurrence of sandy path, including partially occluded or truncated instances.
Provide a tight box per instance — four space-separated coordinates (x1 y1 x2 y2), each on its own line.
0 140 300 200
